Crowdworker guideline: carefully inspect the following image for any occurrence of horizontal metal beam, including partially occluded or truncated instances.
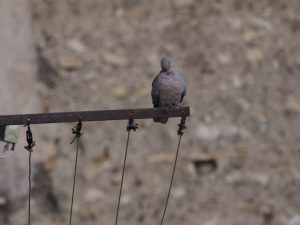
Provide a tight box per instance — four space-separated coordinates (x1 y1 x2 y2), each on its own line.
0 107 190 125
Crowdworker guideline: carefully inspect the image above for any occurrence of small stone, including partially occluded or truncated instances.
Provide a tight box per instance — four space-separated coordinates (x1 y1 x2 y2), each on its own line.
295 54 300 66
243 30 261 43
217 53 232 65
83 164 99 181
286 96 300 114
219 83 228 92
147 153 174 164
84 188 105 203
45 140 57 158
222 125 250 139
59 54 84 70
111 175 121 186
115 9 124 18
101 161 113 171
92 154 110 165
232 75 242 88
250 17 273 31
228 149 247 169
248 173 270 186
228 17 242 30
0 196 6 205
196 125 220 142
237 98 250 111
157 19 173 30
83 71 97 82
245 48 264 63
225 172 270 186
104 53 128 66
111 85 128 99
286 215 300 225
295 142 300 152
121 194 131 205
137 86 151 97
171 187 186 199
204 218 220 225
197 124 250 142
203 114 212 123
67 39 86 53
174 0 194 7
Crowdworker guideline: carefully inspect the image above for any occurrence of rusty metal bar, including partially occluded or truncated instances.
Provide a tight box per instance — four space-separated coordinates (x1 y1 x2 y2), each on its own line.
0 107 190 125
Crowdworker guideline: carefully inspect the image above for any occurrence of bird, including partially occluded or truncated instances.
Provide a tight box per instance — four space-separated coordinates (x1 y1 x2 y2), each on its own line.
151 56 186 124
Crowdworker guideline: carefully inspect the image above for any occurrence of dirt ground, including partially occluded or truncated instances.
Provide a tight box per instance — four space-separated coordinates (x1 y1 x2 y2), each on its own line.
2 0 300 225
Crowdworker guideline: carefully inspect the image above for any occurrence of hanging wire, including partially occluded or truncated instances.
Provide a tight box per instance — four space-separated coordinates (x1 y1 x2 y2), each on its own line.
115 131 130 225
28 151 32 225
24 119 36 225
159 117 186 225
69 118 82 225
114 115 138 225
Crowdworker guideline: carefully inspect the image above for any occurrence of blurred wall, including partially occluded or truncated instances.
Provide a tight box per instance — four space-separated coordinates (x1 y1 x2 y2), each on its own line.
0 0 39 213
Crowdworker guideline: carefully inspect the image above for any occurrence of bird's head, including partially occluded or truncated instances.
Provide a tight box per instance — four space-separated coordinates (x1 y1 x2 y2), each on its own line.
160 56 172 72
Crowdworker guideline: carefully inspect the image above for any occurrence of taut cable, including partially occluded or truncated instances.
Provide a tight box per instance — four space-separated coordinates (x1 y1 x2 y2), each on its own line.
69 118 82 225
159 117 186 225
24 119 36 225
114 115 138 225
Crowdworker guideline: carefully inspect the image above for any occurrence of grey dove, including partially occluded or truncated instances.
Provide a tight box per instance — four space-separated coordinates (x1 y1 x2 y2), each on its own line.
151 56 186 124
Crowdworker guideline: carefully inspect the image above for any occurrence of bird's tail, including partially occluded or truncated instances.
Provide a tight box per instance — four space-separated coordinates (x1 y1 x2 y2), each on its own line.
153 117 168 124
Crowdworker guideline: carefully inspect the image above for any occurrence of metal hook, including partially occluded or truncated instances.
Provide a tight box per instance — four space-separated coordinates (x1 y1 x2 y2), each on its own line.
71 117 83 144
24 119 36 152
127 114 138 131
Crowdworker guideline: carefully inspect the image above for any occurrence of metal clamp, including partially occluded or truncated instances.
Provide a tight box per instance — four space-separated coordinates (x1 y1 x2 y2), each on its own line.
71 117 83 144
24 119 36 152
177 117 187 136
127 115 138 131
